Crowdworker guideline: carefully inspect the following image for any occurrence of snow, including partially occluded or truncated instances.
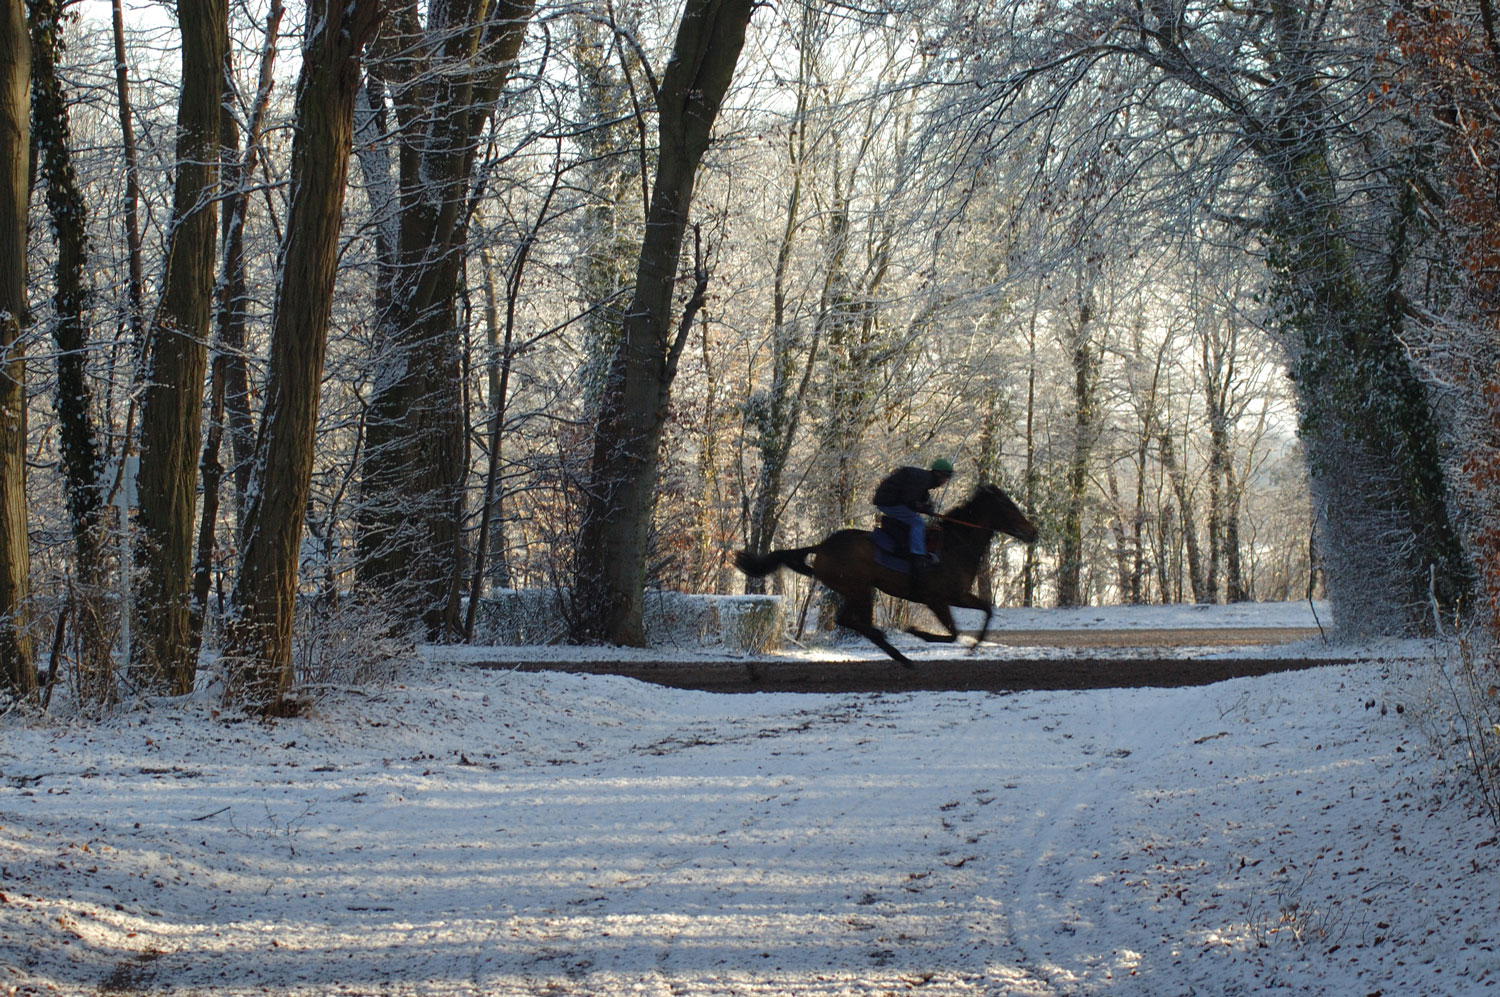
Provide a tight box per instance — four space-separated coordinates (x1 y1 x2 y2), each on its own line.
3 602 1496 995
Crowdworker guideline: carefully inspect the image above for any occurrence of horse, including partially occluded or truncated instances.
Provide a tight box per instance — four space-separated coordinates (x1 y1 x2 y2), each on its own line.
734 483 1039 665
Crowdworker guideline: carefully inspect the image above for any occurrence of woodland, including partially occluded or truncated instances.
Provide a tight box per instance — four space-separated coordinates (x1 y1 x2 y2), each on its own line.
0 0 1497 715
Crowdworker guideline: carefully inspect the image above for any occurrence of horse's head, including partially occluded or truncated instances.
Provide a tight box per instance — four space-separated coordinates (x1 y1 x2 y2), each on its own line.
968 483 1039 543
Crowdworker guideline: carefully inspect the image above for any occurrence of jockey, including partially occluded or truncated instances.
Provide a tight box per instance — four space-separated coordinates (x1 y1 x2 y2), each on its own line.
873 458 953 587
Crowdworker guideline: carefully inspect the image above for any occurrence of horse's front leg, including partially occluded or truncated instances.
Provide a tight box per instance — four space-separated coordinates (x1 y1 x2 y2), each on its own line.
905 600 965 644
953 593 993 652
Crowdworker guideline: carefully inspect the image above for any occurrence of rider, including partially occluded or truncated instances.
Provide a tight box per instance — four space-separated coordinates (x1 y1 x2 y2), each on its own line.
873 458 953 589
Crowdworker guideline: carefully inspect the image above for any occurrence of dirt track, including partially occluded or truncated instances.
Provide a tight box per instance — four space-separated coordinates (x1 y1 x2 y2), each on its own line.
978 626 1324 648
461 626 1350 694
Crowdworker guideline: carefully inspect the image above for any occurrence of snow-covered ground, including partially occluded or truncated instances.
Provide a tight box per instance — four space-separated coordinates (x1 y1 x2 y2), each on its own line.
3 602 1496 996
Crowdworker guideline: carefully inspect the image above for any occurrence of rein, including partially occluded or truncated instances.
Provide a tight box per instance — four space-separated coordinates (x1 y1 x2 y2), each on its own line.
937 512 992 532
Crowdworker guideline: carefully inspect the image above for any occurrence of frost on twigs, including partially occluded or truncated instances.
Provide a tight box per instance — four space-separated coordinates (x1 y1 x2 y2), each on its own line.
289 594 417 697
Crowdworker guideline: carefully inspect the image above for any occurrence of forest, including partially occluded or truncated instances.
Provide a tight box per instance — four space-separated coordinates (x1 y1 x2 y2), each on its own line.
0 0 1497 715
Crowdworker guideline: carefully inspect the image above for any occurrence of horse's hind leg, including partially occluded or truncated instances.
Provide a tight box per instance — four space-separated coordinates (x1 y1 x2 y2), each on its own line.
836 594 912 667
859 624 914 667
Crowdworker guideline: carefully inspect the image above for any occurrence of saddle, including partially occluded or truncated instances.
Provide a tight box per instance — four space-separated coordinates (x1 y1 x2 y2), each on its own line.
872 516 943 573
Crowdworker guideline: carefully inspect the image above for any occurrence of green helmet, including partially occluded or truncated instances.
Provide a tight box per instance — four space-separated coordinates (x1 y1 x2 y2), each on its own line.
930 457 954 474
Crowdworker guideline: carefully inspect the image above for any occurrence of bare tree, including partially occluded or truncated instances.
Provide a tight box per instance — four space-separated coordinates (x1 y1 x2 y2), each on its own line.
739 2 829 588
1118 312 1172 603
463 169 566 639
1056 269 1101 608
1159 412 1208 604
0 0 31 696
189 0 285 660
222 0 380 715
935 0 1468 630
1198 303 1254 604
353 0 533 639
28 0 112 690
132 0 228 693
107 0 145 346
572 0 757 645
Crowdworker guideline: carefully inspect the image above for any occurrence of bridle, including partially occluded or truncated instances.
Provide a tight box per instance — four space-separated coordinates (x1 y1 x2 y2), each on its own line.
936 512 995 532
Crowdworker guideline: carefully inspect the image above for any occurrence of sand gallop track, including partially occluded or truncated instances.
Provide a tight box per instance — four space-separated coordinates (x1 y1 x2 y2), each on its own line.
463 626 1347 694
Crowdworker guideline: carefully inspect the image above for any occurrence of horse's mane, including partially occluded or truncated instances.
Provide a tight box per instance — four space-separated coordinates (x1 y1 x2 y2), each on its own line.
941 483 999 522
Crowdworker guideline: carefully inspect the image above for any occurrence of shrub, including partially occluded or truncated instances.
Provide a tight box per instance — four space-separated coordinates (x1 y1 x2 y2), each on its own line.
471 589 783 653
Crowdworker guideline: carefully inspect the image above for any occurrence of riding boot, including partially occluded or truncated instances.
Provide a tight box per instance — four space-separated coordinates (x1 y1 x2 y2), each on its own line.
909 556 927 598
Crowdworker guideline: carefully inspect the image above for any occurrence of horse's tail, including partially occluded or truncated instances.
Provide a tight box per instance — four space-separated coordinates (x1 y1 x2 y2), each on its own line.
734 545 817 579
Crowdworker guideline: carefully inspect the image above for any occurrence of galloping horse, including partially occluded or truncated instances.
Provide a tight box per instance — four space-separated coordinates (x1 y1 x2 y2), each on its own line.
734 483 1039 665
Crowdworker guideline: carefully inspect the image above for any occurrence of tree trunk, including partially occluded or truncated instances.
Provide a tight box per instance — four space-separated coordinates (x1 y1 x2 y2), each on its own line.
743 11 818 593
1057 289 1097 608
132 0 226 693
1205 437 1223 604
0 0 32 696
1264 93 1466 631
464 250 508 633
1106 463 1133 600
1159 427 1208 603
1156 496 1176 603
1132 431 1151 604
355 0 533 640
1223 458 1247 602
572 13 645 420
220 0 282 528
479 253 510 593
1022 306 1038 607
973 390 1007 599
190 361 225 658
810 158 897 549
224 0 379 715
694 314 732 593
28 0 112 689
464 279 507 637
108 0 145 348
572 0 756 644
1203 381 1227 605
822 220 891 534
190 0 283 660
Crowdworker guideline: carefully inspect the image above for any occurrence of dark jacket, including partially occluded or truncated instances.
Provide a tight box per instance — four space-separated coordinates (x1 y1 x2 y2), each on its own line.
872 466 944 513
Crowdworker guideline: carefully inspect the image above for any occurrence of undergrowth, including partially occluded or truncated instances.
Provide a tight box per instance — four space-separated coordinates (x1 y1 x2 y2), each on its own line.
290 595 416 696
1421 627 1500 829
